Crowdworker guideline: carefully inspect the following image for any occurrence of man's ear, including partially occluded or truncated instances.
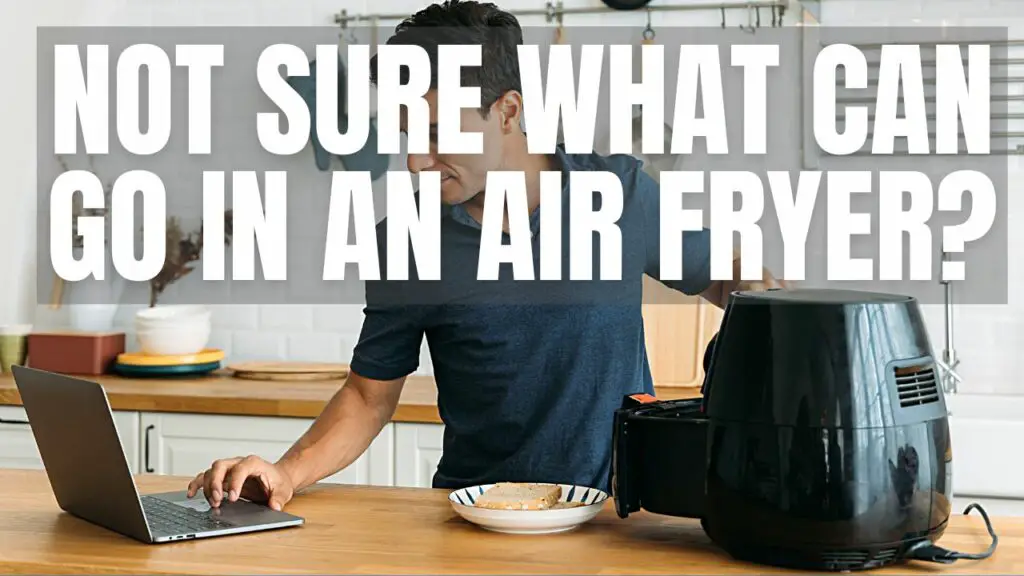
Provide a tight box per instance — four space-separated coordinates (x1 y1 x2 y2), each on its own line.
496 91 524 133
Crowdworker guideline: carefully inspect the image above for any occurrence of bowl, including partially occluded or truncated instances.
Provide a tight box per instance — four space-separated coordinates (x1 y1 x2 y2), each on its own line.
136 315 210 331
136 324 211 356
448 484 608 535
135 305 211 327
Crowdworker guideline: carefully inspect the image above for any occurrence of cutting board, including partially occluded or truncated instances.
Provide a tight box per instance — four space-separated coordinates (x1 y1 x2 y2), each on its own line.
227 362 350 381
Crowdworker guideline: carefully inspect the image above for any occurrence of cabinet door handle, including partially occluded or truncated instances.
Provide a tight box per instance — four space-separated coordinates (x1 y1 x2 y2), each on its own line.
0 417 30 425
144 424 155 473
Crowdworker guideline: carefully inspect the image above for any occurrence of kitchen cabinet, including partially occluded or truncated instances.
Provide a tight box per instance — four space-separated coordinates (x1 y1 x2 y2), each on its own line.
138 412 394 486
394 422 444 488
0 405 140 472
642 276 723 389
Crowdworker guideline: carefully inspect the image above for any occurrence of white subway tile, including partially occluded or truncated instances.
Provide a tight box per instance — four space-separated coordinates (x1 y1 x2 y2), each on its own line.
210 305 260 330
259 305 314 331
232 332 286 360
286 333 345 363
340 334 359 364
207 329 234 357
311 304 365 334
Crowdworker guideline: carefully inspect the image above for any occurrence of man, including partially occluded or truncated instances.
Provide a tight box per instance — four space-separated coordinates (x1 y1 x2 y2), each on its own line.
187 0 784 512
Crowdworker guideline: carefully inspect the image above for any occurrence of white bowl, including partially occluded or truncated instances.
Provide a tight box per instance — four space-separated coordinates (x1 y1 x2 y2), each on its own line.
136 315 209 334
448 484 608 535
136 324 211 356
135 305 211 327
136 305 210 321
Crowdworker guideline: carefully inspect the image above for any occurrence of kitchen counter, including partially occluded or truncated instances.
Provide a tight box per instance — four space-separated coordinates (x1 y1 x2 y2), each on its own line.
0 372 699 424
0 469 1018 575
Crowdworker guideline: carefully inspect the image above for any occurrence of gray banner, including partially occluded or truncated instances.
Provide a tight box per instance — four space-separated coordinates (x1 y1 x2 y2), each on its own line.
36 25 1009 306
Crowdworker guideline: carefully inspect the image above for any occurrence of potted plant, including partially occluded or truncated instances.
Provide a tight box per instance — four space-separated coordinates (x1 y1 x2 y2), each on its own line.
148 211 233 307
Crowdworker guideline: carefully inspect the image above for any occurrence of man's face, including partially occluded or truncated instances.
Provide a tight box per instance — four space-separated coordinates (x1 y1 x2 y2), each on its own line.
401 89 509 205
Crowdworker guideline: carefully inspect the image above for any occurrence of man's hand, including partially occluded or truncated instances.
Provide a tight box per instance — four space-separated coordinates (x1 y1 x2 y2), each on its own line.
701 250 790 309
187 455 295 511
183 371 406 513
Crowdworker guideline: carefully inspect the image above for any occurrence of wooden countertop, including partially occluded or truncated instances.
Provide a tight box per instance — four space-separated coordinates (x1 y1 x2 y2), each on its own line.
0 469 1018 575
0 372 699 424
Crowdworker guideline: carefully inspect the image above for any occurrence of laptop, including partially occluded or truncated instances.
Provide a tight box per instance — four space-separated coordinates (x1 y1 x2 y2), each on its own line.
11 365 305 543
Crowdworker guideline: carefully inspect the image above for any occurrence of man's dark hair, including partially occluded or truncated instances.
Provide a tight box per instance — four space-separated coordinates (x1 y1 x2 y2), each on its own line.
368 0 523 117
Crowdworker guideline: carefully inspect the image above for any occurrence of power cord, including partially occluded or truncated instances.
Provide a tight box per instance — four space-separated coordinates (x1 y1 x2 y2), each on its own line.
904 503 998 564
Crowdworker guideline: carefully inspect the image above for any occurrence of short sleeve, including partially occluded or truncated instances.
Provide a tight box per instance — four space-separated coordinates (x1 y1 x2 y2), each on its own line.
349 278 431 381
635 167 714 296
349 218 431 381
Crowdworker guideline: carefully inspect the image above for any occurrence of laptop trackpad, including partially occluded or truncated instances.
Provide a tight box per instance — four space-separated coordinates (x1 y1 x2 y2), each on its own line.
148 490 295 525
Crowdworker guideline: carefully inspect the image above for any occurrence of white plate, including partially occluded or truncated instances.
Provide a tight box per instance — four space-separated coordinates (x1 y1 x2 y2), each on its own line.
448 484 609 535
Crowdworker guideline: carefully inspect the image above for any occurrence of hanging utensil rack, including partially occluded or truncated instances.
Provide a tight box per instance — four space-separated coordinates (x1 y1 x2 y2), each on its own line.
809 37 1024 156
334 0 788 29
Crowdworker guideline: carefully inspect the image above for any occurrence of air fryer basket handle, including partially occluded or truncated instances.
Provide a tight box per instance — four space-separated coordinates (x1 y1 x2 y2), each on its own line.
612 405 641 518
700 332 718 397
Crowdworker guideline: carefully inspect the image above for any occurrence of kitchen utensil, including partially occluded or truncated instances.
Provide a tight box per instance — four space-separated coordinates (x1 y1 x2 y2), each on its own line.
0 324 31 374
116 348 225 367
611 289 998 571
599 0 652 9
49 275 64 309
112 360 221 377
449 484 608 535
27 331 125 375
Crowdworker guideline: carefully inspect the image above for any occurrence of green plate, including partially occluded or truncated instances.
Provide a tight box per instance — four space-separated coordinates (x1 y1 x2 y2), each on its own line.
113 361 221 377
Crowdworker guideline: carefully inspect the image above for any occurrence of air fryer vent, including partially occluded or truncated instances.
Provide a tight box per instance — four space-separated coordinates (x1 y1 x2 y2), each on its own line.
819 548 900 571
895 364 939 407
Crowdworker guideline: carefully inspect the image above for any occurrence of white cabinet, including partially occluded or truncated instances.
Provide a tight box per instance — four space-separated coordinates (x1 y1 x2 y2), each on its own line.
0 404 444 492
139 412 394 486
394 422 444 488
0 405 140 472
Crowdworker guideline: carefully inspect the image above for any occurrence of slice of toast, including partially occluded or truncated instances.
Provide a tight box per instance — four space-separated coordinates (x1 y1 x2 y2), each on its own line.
474 482 562 510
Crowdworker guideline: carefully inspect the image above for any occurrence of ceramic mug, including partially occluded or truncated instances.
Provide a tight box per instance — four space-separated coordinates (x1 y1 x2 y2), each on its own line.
0 324 31 373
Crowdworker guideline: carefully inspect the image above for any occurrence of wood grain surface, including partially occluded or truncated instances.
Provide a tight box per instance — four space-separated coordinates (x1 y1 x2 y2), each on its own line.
0 469 1019 575
0 372 442 423
0 373 700 423
225 361 351 374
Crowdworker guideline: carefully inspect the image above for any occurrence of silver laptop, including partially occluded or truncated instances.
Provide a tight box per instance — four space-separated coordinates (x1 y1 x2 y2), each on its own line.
11 365 304 543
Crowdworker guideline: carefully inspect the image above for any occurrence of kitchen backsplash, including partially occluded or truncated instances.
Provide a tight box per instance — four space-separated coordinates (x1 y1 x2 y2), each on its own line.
33 303 434 374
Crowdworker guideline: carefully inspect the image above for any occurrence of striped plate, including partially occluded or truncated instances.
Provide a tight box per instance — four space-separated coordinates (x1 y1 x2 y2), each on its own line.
448 484 609 535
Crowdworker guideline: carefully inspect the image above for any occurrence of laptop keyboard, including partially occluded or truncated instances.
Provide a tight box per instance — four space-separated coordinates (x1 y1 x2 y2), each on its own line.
141 496 232 535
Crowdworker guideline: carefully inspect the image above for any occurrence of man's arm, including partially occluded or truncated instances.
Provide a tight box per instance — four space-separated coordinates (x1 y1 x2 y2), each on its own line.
634 167 786 309
186 369 406 510
276 370 405 492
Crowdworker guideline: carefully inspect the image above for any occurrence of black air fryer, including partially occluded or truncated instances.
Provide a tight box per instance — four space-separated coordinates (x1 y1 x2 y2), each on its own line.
612 289 997 571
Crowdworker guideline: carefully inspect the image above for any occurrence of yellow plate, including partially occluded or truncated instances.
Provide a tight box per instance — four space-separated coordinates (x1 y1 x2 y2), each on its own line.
116 348 225 367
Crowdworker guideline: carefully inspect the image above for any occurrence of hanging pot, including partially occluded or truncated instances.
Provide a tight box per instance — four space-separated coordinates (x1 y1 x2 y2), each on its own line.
600 0 652 10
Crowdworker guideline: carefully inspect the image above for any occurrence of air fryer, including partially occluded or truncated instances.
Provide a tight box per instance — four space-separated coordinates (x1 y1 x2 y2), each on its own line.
612 289 998 571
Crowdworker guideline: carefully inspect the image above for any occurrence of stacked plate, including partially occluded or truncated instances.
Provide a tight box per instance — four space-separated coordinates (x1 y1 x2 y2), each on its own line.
114 306 221 377
113 348 225 377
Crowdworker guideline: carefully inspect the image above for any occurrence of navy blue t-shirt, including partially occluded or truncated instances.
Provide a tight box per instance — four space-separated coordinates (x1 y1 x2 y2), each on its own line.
349 145 713 491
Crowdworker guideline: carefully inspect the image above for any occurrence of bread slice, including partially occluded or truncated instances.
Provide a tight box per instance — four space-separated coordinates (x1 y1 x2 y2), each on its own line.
474 483 562 510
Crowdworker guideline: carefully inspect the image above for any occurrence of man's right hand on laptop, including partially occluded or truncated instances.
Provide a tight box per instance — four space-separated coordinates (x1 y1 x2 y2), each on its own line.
187 455 295 511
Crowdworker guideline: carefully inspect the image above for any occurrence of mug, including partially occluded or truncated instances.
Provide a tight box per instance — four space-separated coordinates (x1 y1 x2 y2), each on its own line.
0 324 32 373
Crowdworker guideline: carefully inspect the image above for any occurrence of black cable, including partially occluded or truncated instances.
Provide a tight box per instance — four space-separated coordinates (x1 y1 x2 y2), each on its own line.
904 503 998 564
952 503 999 560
